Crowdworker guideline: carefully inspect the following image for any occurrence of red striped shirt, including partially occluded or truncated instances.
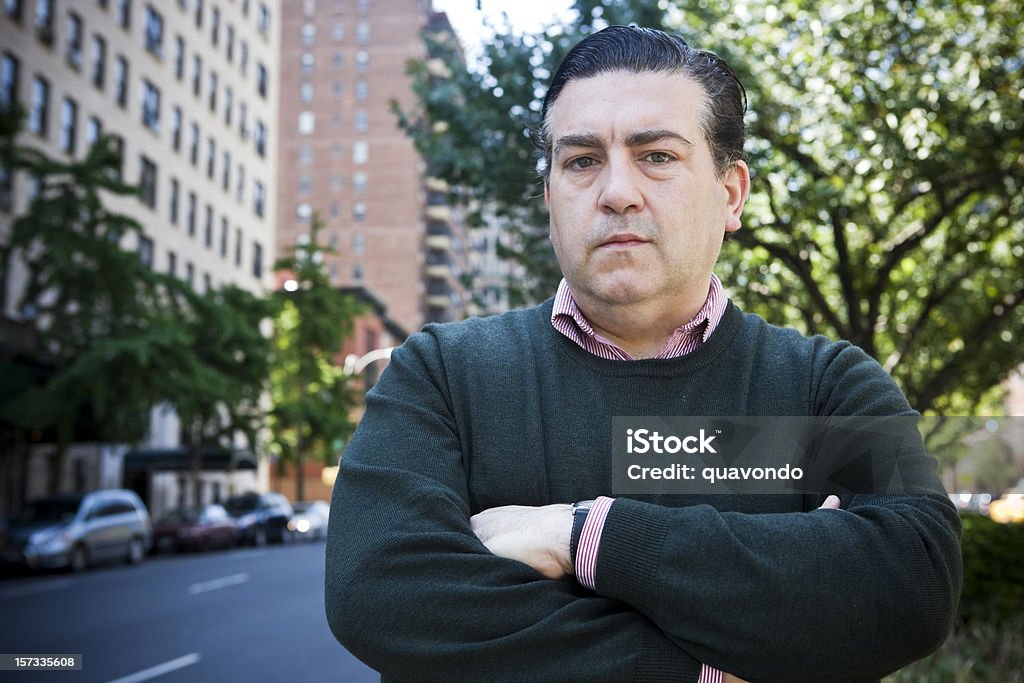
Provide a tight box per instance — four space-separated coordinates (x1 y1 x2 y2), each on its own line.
553 276 727 681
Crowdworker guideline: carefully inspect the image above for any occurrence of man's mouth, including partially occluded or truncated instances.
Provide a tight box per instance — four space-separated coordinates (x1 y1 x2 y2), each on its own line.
599 233 649 249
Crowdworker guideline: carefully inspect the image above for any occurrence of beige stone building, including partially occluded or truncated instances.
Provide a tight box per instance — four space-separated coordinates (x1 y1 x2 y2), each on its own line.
276 0 471 334
1 0 281 512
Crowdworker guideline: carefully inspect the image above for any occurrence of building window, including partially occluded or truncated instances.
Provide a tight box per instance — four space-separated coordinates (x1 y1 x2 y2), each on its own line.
211 7 219 45
356 21 370 44
174 35 184 79
300 53 313 75
300 81 313 103
331 52 342 69
114 56 128 107
298 144 312 165
252 241 263 279
34 0 54 45
235 163 245 201
296 202 311 222
189 122 199 165
353 171 367 193
208 71 217 112
355 80 368 102
330 173 342 190
4 0 23 22
332 81 342 99
239 102 248 139
117 0 131 28
353 201 366 222
141 79 161 132
0 53 18 108
255 121 265 157
224 86 232 125
185 261 194 287
138 235 153 268
329 201 339 217
204 203 213 247
194 0 203 28
139 156 157 208
226 26 234 62
85 116 102 148
59 97 77 154
66 12 83 69
171 106 182 150
206 137 215 179
253 180 264 218
356 50 369 74
332 22 344 41
298 174 310 195
353 263 363 281
301 23 315 46
240 41 248 77
169 177 179 224
144 5 163 57
234 227 242 266
353 140 368 164
90 35 106 88
107 134 124 179
221 150 230 190
298 111 314 135
355 109 368 133
332 113 342 128
219 217 228 257
167 249 176 276
187 191 197 236
192 54 202 96
302 0 314 16
353 232 365 254
257 3 269 36
28 76 49 137
256 63 267 98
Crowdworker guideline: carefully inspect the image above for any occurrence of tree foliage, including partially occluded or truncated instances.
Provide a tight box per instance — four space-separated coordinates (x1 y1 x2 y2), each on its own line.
398 0 1024 415
270 214 362 501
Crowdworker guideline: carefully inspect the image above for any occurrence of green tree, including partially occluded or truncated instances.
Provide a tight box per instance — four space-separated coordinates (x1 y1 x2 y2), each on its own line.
159 283 272 506
397 0 1023 415
270 215 362 502
0 107 183 492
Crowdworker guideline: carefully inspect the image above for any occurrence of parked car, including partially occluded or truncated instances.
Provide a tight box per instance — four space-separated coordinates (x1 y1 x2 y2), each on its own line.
288 500 330 541
224 492 293 545
153 504 239 553
1 490 152 572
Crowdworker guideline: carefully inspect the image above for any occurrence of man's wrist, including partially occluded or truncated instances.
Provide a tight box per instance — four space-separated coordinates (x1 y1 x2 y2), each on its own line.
569 500 594 568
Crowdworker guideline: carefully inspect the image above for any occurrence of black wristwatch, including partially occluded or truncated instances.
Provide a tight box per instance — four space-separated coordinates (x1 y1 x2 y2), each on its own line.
570 500 595 564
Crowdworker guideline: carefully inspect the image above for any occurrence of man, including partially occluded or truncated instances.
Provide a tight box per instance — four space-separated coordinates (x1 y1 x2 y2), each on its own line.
326 26 961 682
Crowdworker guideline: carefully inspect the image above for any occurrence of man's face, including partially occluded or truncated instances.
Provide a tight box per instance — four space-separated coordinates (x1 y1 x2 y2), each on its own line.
545 70 748 313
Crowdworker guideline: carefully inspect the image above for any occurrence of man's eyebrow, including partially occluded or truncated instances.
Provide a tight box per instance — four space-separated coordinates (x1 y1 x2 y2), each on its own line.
624 129 694 148
552 133 604 156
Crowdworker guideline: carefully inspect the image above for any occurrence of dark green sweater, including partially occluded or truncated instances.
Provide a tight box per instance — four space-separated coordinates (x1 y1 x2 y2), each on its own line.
325 300 961 683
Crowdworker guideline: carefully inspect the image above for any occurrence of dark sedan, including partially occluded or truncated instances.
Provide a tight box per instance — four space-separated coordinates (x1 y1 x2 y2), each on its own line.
153 504 238 553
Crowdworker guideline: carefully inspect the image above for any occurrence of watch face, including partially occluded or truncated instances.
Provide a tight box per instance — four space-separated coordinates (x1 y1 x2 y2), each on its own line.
573 500 595 513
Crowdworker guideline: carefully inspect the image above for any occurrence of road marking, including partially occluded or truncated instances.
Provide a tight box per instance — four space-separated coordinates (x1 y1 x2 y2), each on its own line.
105 653 201 683
0 579 73 600
187 572 250 595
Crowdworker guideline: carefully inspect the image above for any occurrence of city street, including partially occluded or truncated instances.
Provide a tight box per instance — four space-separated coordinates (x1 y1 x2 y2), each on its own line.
0 542 378 683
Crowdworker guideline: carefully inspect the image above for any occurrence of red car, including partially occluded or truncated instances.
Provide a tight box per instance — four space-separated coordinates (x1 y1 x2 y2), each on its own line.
153 504 238 553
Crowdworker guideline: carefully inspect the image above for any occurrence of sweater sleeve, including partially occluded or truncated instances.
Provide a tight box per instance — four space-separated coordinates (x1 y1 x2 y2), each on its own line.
324 330 702 682
587 343 962 683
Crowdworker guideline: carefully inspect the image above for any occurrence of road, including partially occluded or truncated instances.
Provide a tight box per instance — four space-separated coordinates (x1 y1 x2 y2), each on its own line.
0 541 378 683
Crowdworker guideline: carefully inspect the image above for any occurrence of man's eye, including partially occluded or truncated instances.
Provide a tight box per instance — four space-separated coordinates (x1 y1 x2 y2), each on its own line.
567 157 597 170
645 151 673 163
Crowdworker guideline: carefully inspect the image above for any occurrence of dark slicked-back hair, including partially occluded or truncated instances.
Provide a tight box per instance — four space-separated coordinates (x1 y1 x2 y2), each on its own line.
538 25 746 181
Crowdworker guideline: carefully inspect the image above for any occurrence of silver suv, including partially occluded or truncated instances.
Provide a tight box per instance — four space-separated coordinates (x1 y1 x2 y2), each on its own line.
4 489 152 572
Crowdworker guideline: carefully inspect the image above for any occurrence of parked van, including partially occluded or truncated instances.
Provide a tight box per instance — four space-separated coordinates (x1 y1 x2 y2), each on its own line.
2 489 152 572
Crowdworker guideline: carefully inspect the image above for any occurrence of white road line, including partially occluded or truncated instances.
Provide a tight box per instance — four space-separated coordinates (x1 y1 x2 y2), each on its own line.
187 572 250 595
0 579 73 600
105 653 201 683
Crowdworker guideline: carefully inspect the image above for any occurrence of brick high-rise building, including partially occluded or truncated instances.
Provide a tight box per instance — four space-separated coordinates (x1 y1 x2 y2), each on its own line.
277 0 470 334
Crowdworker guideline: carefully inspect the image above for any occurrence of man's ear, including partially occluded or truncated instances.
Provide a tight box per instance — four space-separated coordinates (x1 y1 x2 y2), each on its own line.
723 160 750 234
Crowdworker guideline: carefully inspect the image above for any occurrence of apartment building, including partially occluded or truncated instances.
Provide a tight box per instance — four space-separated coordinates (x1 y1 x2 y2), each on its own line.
277 0 471 334
0 0 280 509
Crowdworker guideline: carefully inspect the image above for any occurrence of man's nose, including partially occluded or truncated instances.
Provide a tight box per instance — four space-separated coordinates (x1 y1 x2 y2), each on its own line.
597 156 645 214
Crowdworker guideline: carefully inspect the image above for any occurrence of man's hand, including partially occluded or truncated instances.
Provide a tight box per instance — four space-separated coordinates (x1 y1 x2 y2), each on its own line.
470 504 574 579
819 494 841 510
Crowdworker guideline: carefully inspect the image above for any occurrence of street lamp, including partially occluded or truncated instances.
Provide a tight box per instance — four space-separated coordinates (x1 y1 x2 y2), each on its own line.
343 347 394 376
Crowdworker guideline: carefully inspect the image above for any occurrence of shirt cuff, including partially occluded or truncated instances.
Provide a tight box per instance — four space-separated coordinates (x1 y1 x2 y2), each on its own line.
698 665 723 683
573 495 614 590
